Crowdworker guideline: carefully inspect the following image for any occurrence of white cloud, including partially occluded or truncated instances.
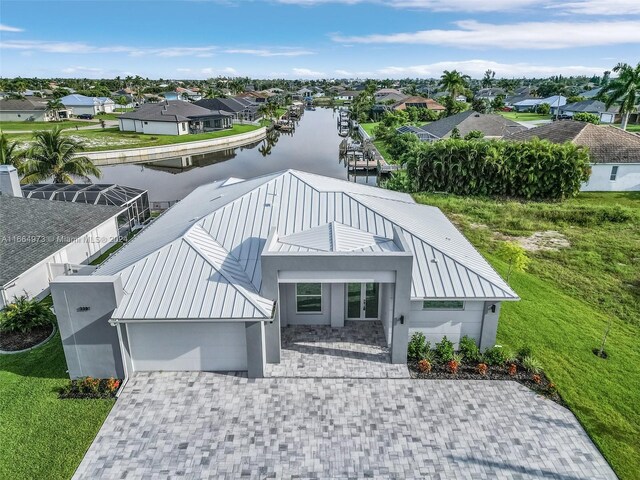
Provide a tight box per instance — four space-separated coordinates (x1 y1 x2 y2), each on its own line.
224 48 314 57
157 46 217 57
332 20 640 49
0 24 24 32
551 0 640 15
376 59 606 78
61 66 105 75
292 67 326 77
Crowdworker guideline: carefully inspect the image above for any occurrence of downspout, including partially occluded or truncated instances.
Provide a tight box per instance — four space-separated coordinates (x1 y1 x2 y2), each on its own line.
114 321 129 398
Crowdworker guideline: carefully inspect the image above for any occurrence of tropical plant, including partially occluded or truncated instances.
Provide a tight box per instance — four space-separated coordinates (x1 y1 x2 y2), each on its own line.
435 336 455 362
521 355 543 374
536 103 551 115
21 128 101 184
476 363 488 376
115 96 129 110
447 353 463 374
497 241 531 282
407 332 429 361
440 70 470 99
481 69 495 89
597 62 640 130
46 98 64 121
490 94 506 111
458 335 480 362
417 359 432 373
482 346 507 366
573 112 600 124
0 133 26 169
508 363 517 376
0 295 55 333
464 130 484 140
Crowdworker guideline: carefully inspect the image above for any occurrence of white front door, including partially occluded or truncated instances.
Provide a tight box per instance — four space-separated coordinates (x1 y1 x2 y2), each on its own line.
346 283 380 319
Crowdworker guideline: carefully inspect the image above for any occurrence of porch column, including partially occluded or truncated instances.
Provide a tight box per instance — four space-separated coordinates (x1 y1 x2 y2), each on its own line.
479 302 501 350
245 321 266 378
264 305 281 364
330 283 344 328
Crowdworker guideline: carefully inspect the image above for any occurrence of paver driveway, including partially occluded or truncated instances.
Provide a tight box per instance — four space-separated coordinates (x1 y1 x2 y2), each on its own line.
74 323 616 479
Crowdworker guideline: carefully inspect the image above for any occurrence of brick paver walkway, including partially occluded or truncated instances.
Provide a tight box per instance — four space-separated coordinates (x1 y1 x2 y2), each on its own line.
73 322 616 479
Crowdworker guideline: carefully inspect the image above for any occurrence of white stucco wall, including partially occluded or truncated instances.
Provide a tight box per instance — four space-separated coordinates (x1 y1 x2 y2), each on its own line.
142 120 183 135
581 164 640 192
0 110 49 122
408 300 485 348
69 105 98 116
119 118 136 132
379 283 394 346
0 216 119 308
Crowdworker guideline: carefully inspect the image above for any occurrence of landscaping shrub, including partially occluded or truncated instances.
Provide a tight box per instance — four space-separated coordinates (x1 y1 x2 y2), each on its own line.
407 332 430 361
522 355 543 374
403 138 591 200
458 335 480 362
435 336 455 362
517 345 533 359
417 359 432 373
59 377 121 399
0 296 55 333
508 363 517 376
447 353 463 374
482 346 507 366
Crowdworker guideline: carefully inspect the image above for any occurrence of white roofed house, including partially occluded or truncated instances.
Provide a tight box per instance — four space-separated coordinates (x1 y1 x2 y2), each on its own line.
51 171 518 380
60 94 115 116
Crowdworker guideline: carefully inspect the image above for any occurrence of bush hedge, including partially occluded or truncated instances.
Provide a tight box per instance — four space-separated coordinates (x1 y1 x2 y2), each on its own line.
399 138 591 200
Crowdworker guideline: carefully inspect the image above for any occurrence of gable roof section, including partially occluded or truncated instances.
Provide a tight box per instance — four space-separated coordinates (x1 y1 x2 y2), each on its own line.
120 100 228 123
508 121 640 164
420 111 526 139
0 98 48 111
561 100 613 114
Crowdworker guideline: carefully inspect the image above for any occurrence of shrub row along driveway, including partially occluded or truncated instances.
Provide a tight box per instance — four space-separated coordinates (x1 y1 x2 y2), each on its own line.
74 371 615 479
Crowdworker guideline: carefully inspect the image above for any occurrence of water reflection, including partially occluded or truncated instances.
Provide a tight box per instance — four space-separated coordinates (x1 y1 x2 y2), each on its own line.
94 108 377 202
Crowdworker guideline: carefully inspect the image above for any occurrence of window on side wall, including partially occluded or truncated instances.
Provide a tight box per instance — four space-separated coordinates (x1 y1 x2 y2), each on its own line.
610 165 619 181
182 123 186 131
423 300 465 310
296 283 322 313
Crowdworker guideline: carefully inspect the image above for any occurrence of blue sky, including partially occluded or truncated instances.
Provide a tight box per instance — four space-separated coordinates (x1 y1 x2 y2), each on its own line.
1 0 639 79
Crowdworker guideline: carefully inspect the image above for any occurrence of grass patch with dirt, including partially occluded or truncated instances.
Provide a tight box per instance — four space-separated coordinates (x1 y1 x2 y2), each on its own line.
412 191 640 479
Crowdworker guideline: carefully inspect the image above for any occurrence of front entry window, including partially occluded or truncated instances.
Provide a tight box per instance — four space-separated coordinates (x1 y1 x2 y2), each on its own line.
296 283 322 313
347 283 379 319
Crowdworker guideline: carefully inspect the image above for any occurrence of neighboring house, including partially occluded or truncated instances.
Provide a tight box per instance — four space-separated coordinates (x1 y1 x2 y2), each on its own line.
512 95 566 114
194 97 260 121
0 98 53 122
297 88 313 98
581 87 602 99
161 91 180 101
336 91 360 101
508 120 640 191
401 111 526 141
432 92 467 102
374 88 404 98
60 94 115 116
21 183 150 231
392 96 445 112
240 91 275 103
474 88 506 101
375 92 407 104
118 100 233 135
176 87 203 102
0 165 124 308
51 170 517 380
559 100 617 124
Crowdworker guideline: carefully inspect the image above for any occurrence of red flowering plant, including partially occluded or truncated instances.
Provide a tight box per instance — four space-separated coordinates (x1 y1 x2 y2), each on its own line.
417 359 432 373
476 363 488 376
106 378 121 393
508 363 517 376
447 353 463 374
532 374 542 384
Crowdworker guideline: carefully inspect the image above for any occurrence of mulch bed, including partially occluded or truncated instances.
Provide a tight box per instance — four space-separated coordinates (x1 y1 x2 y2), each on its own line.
0 324 54 352
408 360 564 406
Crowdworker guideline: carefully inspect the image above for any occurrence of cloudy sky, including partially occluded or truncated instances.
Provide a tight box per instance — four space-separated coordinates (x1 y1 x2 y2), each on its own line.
1 0 639 79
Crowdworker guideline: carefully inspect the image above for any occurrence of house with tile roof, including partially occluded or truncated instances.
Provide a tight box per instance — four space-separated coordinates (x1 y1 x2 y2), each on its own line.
51 170 517 380
508 120 640 191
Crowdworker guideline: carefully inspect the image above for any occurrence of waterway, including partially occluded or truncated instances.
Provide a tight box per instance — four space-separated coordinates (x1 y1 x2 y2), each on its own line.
92 108 377 204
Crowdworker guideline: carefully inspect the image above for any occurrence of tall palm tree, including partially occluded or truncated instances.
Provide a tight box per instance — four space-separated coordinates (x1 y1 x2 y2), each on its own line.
21 128 101 184
598 62 640 130
439 70 470 99
46 98 64 122
0 133 26 170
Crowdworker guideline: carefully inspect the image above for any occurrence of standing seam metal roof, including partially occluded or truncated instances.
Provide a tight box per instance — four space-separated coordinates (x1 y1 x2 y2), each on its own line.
98 170 517 321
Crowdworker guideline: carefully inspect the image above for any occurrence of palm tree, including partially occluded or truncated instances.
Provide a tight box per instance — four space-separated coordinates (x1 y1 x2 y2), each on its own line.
598 62 640 130
21 128 101 184
46 99 64 122
0 133 26 170
439 70 470 99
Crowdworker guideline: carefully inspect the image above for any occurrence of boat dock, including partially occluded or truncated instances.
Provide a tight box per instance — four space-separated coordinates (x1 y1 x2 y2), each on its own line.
339 138 399 174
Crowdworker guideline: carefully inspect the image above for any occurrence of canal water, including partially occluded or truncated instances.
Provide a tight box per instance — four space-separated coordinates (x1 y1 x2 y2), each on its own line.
93 107 377 204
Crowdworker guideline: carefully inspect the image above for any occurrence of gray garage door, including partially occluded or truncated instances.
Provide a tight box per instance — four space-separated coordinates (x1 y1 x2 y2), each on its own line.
127 322 248 372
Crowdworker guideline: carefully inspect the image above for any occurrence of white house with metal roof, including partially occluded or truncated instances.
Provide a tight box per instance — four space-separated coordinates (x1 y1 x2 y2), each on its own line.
51 170 518 379
60 94 115 116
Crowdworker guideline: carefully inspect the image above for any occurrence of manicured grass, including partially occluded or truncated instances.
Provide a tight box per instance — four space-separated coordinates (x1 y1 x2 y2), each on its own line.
497 111 552 122
0 333 114 479
0 120 97 131
412 191 640 479
8 124 262 152
613 123 640 133
360 122 379 137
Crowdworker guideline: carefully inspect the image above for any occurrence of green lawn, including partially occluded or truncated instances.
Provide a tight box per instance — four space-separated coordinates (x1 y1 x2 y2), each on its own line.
0 120 97 131
412 191 640 479
0 334 114 479
7 124 262 152
498 111 552 122
613 123 640 133
360 121 379 137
